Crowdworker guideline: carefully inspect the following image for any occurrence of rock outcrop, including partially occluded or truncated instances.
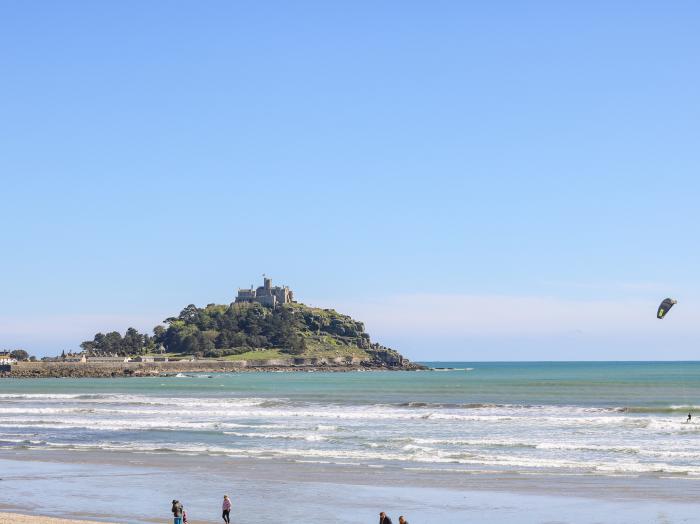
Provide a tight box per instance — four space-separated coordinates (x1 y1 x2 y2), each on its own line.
3 356 425 379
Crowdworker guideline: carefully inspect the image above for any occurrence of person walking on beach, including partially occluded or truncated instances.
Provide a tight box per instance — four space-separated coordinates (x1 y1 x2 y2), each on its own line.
399 517 409 524
222 494 232 523
379 511 393 524
171 500 184 524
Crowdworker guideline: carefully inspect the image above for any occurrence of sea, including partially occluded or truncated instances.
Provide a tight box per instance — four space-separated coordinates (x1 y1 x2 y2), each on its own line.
0 362 699 523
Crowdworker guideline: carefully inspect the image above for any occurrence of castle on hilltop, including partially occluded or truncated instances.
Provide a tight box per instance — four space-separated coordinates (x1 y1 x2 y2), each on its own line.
235 276 294 308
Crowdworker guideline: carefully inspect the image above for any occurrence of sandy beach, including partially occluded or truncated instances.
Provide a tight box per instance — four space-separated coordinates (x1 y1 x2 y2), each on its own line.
0 512 111 524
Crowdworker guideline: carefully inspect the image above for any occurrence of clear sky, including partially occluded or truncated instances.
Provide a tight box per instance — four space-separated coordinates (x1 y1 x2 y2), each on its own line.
1 1 699 360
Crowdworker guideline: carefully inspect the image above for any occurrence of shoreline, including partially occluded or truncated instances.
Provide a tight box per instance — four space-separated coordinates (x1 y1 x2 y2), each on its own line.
1 360 425 379
3 448 698 503
0 511 112 524
1 450 699 524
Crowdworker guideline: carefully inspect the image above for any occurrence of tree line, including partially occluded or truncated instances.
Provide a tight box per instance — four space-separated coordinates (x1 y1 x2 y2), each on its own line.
79 327 158 356
1 349 34 361
79 302 370 358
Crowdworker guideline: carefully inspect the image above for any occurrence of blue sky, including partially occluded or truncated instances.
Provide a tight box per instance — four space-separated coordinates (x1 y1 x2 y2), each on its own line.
1 1 699 359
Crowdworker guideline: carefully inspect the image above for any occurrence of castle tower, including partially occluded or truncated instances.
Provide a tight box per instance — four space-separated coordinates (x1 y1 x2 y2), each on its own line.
236 275 294 307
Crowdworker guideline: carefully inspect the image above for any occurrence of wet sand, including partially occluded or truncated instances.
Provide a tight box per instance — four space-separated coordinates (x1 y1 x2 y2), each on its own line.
1 449 699 523
0 512 111 524
2 448 697 502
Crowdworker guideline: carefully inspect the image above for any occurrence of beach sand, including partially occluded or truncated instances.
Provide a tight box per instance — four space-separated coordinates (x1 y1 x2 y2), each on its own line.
0 512 112 524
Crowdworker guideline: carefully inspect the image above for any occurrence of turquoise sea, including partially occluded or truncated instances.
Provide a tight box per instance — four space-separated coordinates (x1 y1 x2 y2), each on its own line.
1 362 699 523
1 362 700 475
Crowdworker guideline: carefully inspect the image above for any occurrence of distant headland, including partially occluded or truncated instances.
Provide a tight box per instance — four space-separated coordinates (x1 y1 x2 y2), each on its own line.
2 277 423 378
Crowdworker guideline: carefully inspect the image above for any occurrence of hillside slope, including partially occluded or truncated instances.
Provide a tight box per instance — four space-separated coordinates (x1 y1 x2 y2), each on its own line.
81 301 415 369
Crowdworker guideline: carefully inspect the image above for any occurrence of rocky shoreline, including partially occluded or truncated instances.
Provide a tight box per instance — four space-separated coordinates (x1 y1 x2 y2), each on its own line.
1 358 426 378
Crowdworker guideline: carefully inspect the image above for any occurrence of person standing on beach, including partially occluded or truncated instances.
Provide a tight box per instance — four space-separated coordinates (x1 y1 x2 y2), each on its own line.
171 500 184 524
222 494 232 523
379 511 393 524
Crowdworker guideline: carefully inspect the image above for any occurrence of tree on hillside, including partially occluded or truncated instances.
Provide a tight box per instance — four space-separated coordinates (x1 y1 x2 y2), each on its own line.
178 304 200 324
80 328 149 356
123 327 145 355
10 349 29 361
80 300 377 357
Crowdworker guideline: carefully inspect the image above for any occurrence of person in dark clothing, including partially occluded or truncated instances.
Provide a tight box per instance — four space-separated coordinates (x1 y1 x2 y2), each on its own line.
172 500 184 524
687 412 692 423
379 511 393 524
399 517 408 524
222 494 232 523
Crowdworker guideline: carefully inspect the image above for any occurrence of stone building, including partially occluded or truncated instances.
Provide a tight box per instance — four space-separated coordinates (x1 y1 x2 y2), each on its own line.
86 356 130 363
64 353 87 363
235 277 294 308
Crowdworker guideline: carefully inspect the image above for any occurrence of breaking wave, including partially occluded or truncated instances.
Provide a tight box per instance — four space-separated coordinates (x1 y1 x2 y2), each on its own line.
1 390 699 478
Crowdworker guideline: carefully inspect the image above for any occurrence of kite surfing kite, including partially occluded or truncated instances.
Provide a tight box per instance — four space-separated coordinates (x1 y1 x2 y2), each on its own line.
657 298 677 319
655 297 690 422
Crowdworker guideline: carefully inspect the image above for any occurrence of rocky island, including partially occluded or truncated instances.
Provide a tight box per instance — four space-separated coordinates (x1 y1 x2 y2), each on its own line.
3 277 423 378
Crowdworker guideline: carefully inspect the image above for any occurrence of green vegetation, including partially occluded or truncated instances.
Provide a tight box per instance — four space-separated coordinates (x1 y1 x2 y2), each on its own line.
10 349 30 361
0 349 33 361
220 349 287 361
220 344 369 361
80 327 158 355
80 301 382 361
